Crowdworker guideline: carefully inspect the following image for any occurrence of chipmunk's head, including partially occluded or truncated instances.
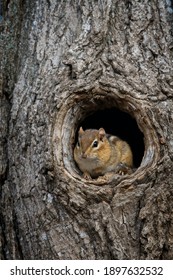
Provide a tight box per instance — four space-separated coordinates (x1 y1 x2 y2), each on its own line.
74 127 108 160
74 127 113 178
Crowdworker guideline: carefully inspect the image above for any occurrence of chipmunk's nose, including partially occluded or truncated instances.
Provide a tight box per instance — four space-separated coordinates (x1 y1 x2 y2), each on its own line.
81 152 87 159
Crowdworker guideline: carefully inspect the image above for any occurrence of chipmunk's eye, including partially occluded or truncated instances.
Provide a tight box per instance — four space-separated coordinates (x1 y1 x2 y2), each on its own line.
92 140 98 148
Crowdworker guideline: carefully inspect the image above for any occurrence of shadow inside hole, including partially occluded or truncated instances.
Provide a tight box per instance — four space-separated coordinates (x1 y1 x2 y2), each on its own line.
79 108 144 168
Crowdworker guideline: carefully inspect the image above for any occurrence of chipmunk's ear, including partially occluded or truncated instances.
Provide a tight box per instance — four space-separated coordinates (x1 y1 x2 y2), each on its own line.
99 128 106 141
79 127 84 135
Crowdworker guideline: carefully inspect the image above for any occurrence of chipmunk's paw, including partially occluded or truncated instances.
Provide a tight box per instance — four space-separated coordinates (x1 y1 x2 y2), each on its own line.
83 172 92 180
96 172 114 182
116 163 133 175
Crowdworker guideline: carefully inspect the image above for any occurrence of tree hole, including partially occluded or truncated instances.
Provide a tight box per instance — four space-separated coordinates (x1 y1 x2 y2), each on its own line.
53 91 159 184
77 108 144 168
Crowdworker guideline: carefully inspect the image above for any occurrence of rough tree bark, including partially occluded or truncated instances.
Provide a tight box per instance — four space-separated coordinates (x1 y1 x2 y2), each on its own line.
1 0 173 260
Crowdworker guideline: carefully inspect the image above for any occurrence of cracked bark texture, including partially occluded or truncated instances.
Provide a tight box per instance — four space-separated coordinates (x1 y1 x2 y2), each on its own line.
1 0 173 259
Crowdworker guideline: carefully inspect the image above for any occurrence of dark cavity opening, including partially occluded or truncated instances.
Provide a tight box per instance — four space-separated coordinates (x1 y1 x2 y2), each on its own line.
79 108 144 168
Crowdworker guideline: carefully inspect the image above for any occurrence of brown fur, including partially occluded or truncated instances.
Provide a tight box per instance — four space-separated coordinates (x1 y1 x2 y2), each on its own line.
74 127 133 179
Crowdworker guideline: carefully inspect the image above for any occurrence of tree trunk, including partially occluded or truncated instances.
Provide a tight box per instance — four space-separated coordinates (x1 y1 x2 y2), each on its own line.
1 0 173 260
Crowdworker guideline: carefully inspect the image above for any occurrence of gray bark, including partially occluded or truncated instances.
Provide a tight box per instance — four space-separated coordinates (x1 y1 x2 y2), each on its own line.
1 0 173 259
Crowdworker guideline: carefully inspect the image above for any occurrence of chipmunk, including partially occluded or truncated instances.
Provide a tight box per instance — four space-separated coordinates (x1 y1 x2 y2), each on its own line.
74 127 133 179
